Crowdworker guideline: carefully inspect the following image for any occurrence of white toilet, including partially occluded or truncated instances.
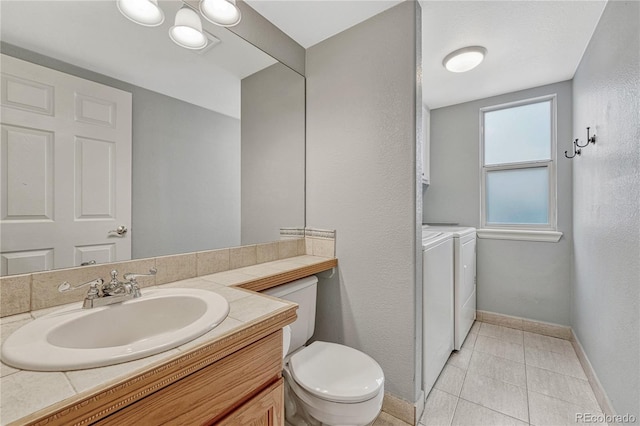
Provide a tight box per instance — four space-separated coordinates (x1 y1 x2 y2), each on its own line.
264 276 384 426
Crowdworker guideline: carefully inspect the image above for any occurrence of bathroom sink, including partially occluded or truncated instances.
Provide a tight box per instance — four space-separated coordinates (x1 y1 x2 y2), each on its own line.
1 288 229 371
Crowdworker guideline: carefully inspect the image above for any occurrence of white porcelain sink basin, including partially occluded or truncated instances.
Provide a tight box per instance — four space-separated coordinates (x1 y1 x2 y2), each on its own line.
1 288 229 371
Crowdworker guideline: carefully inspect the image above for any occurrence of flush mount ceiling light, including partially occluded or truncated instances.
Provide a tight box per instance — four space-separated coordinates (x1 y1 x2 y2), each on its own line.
200 0 242 27
117 0 165 27
169 7 208 50
443 46 487 73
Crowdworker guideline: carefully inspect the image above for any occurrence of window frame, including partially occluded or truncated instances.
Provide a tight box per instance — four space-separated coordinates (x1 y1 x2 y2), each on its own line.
479 94 558 232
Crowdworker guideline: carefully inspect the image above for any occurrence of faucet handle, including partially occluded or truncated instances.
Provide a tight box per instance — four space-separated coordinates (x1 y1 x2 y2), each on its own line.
109 270 120 285
102 270 128 296
123 268 157 282
58 278 104 293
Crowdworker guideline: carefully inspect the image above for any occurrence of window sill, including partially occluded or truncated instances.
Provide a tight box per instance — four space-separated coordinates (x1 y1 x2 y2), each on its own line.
477 228 563 242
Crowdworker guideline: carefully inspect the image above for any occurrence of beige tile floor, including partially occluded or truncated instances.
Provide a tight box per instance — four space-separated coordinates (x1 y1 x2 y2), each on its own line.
418 321 605 426
373 320 605 426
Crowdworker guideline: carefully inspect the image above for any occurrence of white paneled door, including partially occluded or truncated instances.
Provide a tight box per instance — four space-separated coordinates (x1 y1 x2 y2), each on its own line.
0 54 132 276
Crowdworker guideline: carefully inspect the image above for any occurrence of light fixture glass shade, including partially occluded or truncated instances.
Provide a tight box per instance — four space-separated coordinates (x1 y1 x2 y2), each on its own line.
117 0 164 27
443 46 487 73
170 7 208 50
200 0 241 27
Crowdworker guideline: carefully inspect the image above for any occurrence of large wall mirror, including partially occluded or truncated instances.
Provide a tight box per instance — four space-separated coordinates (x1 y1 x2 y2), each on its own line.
0 0 305 276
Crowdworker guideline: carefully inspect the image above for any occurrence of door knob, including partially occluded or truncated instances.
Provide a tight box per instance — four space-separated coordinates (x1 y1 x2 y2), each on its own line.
108 225 128 236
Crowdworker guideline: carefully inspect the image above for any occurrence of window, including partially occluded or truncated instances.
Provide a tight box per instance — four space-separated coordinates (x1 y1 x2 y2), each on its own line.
480 95 557 232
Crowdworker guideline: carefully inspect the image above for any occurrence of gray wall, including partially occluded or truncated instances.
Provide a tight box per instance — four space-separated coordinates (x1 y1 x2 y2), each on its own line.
306 2 420 402
424 81 574 325
1 43 241 259
241 63 305 244
132 91 240 258
571 0 640 417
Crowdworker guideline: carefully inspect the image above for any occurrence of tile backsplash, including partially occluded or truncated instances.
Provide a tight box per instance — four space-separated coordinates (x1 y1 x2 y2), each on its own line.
0 275 31 317
280 227 336 257
31 258 157 311
0 228 336 317
304 228 336 258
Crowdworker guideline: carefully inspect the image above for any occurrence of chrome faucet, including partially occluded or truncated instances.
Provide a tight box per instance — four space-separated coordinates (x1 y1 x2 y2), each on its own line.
58 268 157 309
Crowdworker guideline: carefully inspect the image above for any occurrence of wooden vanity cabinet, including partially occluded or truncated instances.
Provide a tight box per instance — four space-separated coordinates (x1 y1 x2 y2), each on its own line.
95 330 284 426
10 264 340 426
217 379 284 425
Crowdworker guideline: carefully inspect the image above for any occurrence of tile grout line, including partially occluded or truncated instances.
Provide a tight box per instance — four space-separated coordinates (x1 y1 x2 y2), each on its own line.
521 346 590 382
441 329 470 425
0 369 20 379
523 327 601 423
448 324 481 426
462 349 526 389
523 331 531 425
448 362 465 425
525 362 589 381
461 323 531 425
479 326 587 382
62 371 80 394
65 375 80 394
526 388 603 417
432 321 598 426
477 322 531 424
458 394 532 425
474 334 526 365
526 385 605 419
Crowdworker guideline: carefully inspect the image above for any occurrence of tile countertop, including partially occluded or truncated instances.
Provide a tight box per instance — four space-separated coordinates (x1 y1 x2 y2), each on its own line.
0 255 337 426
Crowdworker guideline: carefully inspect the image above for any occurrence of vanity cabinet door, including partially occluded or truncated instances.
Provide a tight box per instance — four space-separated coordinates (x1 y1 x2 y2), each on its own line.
217 378 284 426
94 331 282 426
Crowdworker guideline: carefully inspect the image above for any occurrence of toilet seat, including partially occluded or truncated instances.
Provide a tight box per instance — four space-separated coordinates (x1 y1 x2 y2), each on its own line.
283 366 384 426
289 341 384 403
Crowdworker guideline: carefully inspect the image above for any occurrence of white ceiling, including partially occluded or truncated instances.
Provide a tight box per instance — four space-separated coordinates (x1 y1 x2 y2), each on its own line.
0 0 276 118
1 1 608 114
246 0 607 110
421 0 607 109
245 0 403 48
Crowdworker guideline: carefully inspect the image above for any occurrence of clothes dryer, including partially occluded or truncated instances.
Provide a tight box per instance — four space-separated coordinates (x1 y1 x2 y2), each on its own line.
422 231 454 396
423 225 476 350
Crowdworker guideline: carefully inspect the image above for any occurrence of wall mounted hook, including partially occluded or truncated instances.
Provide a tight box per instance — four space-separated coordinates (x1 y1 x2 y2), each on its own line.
565 127 595 159
576 127 596 148
565 139 581 159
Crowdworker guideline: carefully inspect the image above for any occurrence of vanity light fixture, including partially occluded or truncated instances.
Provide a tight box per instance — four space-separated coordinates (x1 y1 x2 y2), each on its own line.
117 0 165 27
200 0 242 27
116 0 237 51
443 46 487 73
169 6 208 50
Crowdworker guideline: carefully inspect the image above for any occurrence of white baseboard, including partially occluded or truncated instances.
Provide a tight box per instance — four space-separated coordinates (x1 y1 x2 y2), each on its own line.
382 391 424 425
477 310 572 340
414 390 425 424
571 330 617 418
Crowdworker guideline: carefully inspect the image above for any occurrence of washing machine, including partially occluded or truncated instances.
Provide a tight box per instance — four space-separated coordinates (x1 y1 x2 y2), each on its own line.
423 225 476 350
422 231 454 397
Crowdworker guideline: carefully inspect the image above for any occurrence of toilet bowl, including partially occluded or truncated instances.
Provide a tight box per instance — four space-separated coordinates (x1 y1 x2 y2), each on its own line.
263 277 384 426
282 339 384 426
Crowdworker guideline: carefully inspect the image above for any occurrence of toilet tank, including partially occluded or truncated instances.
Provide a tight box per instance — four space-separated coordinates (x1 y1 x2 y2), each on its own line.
263 276 317 355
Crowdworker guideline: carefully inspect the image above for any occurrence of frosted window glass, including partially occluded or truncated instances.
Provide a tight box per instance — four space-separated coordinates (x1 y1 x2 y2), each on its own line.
484 101 551 165
486 168 549 224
